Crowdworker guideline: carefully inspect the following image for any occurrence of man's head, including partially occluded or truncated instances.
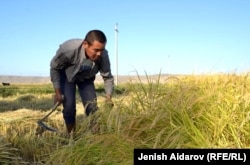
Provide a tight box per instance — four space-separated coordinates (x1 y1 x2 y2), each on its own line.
83 30 107 61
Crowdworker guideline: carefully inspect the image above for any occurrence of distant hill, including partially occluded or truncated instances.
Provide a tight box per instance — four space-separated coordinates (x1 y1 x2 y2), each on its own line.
0 74 173 85
0 75 51 84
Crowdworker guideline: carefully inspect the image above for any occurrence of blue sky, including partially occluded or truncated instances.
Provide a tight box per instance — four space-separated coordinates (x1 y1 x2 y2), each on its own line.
0 0 249 76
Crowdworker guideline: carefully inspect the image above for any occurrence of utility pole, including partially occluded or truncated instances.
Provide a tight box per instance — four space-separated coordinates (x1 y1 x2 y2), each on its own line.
115 23 119 86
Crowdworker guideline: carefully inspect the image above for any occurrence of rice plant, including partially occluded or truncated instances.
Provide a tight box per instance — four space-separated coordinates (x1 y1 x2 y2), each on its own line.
0 73 249 164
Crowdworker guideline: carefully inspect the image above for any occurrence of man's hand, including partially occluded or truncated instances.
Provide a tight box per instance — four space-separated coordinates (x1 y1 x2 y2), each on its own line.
54 88 64 105
105 95 114 108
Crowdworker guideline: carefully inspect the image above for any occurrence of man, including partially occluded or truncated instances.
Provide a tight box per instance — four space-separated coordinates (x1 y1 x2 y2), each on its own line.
50 29 114 134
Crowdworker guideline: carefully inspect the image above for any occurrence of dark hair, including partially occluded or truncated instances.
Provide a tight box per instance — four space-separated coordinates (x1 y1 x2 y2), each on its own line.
84 30 107 45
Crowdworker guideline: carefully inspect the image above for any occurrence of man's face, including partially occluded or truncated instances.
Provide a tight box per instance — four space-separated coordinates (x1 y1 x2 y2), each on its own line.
83 40 106 61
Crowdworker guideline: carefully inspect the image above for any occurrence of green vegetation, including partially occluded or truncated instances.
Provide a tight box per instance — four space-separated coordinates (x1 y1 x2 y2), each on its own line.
0 84 54 97
0 73 250 164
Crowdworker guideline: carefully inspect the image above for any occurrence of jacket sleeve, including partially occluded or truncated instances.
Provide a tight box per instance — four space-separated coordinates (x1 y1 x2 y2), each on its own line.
99 50 114 95
50 46 71 89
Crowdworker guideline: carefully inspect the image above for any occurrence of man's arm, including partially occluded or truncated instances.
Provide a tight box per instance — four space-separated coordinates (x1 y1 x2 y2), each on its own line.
99 51 114 105
50 47 67 103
